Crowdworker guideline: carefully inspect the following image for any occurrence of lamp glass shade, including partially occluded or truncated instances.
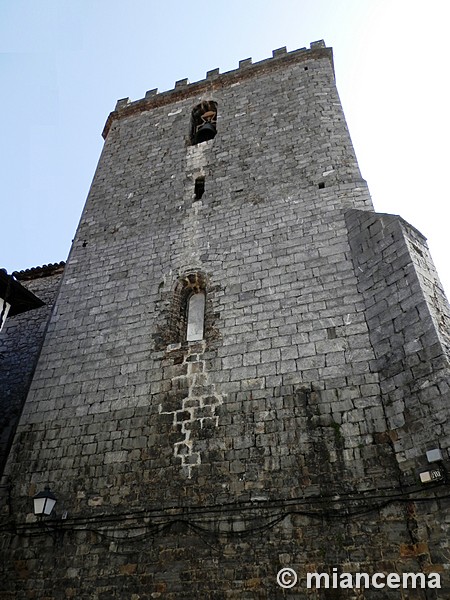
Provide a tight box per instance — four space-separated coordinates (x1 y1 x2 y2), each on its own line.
33 487 57 516
0 299 11 332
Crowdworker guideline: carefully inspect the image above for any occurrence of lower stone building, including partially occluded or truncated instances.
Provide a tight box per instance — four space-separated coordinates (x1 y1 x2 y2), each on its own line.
0 263 65 478
0 42 449 599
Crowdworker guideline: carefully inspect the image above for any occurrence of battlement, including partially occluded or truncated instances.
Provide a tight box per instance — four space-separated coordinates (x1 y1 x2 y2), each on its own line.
102 40 331 138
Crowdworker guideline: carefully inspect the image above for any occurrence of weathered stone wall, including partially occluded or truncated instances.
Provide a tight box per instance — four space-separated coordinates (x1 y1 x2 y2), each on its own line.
0 43 449 599
0 264 64 477
346 210 450 480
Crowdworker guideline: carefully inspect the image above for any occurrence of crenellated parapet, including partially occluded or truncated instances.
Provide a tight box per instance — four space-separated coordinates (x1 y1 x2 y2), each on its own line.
102 40 331 138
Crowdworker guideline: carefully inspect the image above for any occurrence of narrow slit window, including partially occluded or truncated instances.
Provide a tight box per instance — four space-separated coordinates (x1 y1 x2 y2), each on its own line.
327 327 337 339
194 177 205 200
186 292 205 341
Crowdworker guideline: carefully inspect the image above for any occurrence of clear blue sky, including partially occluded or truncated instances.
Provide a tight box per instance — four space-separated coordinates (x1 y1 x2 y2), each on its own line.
1 0 449 295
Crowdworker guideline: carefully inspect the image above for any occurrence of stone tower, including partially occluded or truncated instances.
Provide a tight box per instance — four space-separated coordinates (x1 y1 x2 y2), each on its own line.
1 41 449 599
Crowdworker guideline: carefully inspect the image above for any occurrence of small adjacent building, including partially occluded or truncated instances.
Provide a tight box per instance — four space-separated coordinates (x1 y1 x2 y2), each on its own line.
0 263 64 478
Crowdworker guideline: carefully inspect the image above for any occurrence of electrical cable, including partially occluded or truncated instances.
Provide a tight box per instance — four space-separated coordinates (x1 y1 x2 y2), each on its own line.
3 488 449 550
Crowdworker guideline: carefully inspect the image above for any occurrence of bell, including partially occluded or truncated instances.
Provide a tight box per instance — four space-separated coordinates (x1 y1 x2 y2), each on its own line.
195 122 216 144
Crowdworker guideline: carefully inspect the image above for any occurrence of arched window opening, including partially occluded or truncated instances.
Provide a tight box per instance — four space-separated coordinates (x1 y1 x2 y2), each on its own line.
165 272 208 345
186 291 205 341
191 101 217 145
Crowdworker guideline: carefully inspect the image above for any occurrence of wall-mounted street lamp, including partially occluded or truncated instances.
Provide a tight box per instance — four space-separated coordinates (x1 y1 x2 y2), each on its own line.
32 486 66 544
0 269 45 332
33 486 57 517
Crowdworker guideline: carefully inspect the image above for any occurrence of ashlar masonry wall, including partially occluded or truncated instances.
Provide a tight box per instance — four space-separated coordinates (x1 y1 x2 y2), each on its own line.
1 42 449 599
346 210 450 477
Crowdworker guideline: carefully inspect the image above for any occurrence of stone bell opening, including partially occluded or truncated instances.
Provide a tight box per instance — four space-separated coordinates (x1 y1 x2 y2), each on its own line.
190 100 217 145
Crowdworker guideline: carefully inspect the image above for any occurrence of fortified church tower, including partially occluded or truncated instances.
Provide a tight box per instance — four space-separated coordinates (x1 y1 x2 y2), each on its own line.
1 41 449 599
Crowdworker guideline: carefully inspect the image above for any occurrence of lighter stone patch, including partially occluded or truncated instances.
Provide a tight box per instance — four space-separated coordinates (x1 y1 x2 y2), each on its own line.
159 342 224 478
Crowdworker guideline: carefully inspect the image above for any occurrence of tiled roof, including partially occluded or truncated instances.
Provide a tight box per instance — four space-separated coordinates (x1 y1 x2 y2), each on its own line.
12 261 65 281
